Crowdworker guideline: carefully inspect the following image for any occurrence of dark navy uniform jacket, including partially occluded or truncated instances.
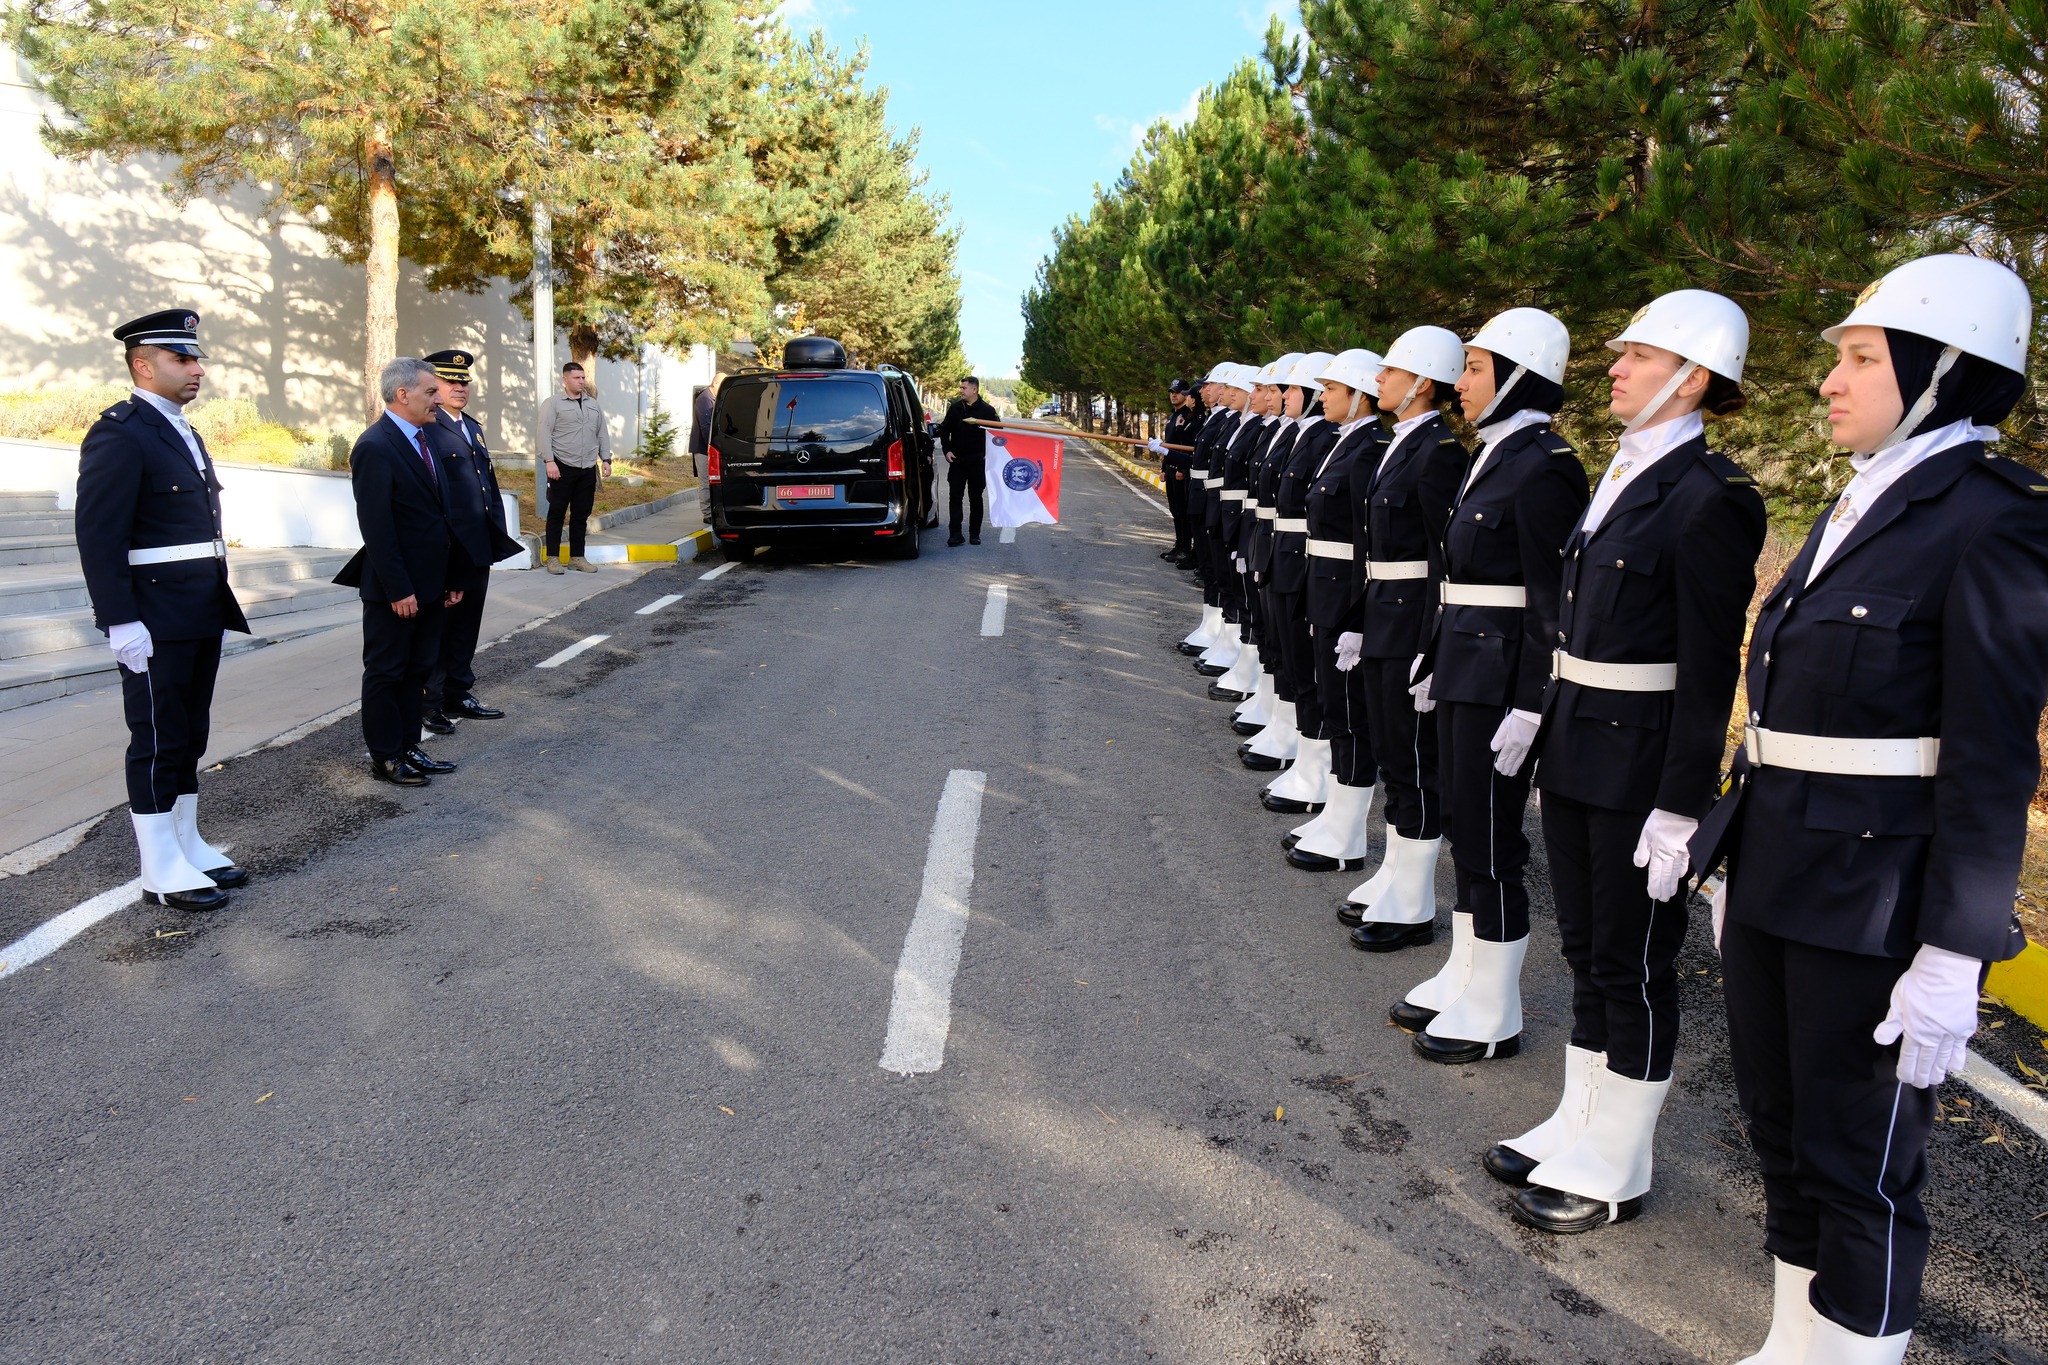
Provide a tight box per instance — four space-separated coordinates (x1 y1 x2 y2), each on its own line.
1351 413 1467 661
1216 416 1271 553
1268 420 1343 597
1534 434 1765 816
75 397 249 640
1711 443 2048 963
1199 413 1245 538
428 409 524 572
1247 419 1306 574
1429 424 1589 712
1305 422 1385 631
1162 406 1202 475
335 415 467 606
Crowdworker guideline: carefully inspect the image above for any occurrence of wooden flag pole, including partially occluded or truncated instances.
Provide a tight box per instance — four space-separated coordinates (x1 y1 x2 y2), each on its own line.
966 418 1192 453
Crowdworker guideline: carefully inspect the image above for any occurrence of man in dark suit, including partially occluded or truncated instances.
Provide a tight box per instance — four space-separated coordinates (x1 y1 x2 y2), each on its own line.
335 357 469 787
936 377 1000 545
76 309 251 911
421 349 523 732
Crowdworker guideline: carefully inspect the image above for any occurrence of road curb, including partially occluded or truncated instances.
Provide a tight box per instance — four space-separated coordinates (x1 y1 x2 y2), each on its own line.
1988 940 2048 1030
539 528 714 566
1099 447 1168 492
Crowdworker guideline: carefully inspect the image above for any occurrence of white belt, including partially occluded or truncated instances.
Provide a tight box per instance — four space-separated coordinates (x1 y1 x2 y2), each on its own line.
1745 726 1939 778
1306 539 1354 561
128 539 225 566
1553 650 1676 691
1255 508 1277 521
1440 581 1527 608
1366 559 1428 581
1191 468 1209 479
1221 490 1247 503
1275 518 1308 534
1203 478 1223 489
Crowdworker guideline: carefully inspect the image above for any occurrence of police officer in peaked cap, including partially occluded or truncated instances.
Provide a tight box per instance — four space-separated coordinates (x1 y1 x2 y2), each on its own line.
75 310 252 911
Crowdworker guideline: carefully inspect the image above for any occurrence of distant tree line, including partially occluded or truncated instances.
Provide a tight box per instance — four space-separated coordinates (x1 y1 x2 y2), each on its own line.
1022 1 2048 521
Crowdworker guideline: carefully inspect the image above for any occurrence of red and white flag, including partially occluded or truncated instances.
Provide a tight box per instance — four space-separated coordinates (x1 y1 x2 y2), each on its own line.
984 430 1062 527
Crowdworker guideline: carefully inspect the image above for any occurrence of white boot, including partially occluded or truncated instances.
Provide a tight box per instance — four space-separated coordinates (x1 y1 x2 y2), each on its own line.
1401 912 1474 1017
1342 818 1402 908
1498 1045 1605 1166
1735 1258 1816 1365
1290 780 1372 865
1359 831 1442 926
1419 935 1528 1057
1184 604 1224 649
1244 702 1299 762
1803 1310 1909 1365
1264 734 1330 809
1527 1070 1673 1207
170 793 233 873
1214 642 1260 697
1235 672 1276 727
132 810 216 897
1295 781 1377 842
1200 626 1241 670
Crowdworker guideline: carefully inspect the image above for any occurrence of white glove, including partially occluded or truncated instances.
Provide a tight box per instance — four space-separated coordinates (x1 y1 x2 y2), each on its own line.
1710 876 1726 954
108 620 153 674
1874 944 1982 1088
1632 808 1699 902
1146 437 1168 456
1489 708 1542 776
1335 631 1363 673
1409 673 1435 713
1234 554 1247 574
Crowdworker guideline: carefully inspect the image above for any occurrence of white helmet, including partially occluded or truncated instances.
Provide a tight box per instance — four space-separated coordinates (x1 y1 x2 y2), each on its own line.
1255 353 1305 386
1287 351 1336 391
1821 253 2031 374
1222 363 1258 394
1608 289 1748 381
1467 308 1570 384
1203 362 1234 384
1314 348 1384 398
1381 326 1467 385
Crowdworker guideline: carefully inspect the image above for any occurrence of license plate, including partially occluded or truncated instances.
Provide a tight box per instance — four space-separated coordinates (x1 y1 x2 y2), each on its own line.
776 484 834 501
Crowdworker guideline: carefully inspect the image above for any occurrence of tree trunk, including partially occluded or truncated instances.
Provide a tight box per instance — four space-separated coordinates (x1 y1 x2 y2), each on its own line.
363 128 400 426
568 324 601 375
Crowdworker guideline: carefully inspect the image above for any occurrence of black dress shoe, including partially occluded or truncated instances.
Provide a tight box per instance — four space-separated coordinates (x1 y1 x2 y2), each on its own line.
1337 900 1367 926
203 863 249 889
1195 660 1229 677
405 746 457 775
371 756 430 787
1483 1144 1542 1188
1287 845 1366 872
1241 750 1285 772
144 885 230 911
1282 832 1301 851
1349 919 1436 952
1414 1030 1521 1065
1159 547 1180 560
1207 681 1251 701
1511 1184 1643 1235
1176 641 1206 656
1261 791 1322 814
1231 716 1263 736
947 533 965 547
969 534 981 544
421 710 457 736
1388 998 1436 1032
453 695 505 720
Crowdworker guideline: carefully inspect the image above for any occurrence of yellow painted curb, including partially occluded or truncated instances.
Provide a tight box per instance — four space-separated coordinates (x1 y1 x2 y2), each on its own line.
626 543 679 562
1102 447 1168 492
1987 940 2048 1031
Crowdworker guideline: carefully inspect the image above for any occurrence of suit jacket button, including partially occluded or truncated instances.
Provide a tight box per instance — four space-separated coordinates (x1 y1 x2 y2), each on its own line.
1567 590 1574 601
1474 512 1484 521
1852 605 1869 618
1615 559 1625 568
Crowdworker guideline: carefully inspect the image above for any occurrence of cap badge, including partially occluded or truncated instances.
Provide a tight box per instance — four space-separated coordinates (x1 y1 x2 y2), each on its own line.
1628 305 1651 327
1855 279 1882 308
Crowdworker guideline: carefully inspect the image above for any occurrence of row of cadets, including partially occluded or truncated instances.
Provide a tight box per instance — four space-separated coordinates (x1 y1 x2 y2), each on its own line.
1188 365 1257 675
1232 355 1310 747
1208 363 1279 702
1176 366 1234 649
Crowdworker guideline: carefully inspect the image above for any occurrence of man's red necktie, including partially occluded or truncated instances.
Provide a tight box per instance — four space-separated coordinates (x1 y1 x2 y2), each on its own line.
414 430 437 484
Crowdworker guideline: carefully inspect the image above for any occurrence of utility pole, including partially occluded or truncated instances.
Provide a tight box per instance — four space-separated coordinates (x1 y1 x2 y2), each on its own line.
531 197 554 538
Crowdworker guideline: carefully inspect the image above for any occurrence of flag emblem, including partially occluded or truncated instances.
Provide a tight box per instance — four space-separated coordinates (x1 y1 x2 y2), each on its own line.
1002 458 1041 491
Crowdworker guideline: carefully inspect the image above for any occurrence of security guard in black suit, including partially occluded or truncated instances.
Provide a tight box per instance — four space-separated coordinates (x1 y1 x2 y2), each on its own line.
1485 289 1766 1238
421 349 523 731
76 310 251 911
1156 378 1203 565
1697 256 2047 1365
1395 309 1588 1066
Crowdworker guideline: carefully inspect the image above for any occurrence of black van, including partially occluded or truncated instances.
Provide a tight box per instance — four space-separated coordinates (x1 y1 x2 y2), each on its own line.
705 338 935 560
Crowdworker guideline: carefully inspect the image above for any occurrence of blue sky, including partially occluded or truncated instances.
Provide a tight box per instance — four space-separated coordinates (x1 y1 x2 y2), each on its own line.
778 0 1295 377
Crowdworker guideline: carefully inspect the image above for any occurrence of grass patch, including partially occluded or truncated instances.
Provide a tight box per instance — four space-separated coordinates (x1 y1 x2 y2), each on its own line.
0 386 347 470
508 459 700 532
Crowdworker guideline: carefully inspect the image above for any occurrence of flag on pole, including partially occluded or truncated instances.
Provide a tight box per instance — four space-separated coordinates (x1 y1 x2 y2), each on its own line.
985 430 1062 527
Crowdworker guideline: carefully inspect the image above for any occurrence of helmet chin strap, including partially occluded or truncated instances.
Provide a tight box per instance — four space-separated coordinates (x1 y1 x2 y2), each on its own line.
1476 364 1527 425
1872 345 1961 453
1622 361 1699 435
1346 390 1362 423
1389 374 1428 419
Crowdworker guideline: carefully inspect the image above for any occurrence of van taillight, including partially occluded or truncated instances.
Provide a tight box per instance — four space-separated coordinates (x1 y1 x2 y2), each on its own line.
886 439 904 479
707 444 722 485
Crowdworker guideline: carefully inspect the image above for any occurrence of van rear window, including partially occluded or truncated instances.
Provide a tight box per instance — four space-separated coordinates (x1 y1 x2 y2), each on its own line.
716 379 887 449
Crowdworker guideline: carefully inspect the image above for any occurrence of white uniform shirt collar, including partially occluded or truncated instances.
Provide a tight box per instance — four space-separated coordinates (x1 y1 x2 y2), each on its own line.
1378 409 1439 478
132 387 205 471
1582 410 1704 535
1462 409 1551 499
1807 417 1999 582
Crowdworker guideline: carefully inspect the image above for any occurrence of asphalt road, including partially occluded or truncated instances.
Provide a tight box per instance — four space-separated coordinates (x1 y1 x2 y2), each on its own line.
2 447 2043 1364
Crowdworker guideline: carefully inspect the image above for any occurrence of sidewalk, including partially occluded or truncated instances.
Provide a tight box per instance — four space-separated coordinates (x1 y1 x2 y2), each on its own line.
0 562 657 863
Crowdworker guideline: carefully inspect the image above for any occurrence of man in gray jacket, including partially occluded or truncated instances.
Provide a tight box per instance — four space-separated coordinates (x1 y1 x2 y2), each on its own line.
538 361 612 572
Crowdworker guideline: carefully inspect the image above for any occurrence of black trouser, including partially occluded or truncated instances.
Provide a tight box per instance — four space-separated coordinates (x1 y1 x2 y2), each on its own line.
1197 512 1223 605
1359 654 1440 838
1439 699 1534 942
361 599 445 761
1721 920 1931 1338
545 462 599 557
1313 627 1376 786
1274 589 1320 734
426 563 491 706
1166 470 1192 553
119 634 223 815
947 460 986 537
1540 792 1688 1082
1258 581 1293 705
1215 532 1244 621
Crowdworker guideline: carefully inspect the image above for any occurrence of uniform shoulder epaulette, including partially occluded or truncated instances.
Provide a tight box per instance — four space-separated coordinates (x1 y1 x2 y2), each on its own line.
1699 446 1758 487
98 398 135 423
1977 454 2048 497
1537 432 1576 459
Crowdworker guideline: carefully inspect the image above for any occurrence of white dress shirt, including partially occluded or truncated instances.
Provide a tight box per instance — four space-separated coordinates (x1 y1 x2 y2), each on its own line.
131 388 205 472
1581 410 1705 535
1376 410 1441 481
1807 418 2001 583
1461 409 1551 500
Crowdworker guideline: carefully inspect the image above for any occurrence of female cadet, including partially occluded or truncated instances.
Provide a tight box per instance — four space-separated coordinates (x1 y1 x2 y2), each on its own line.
1208 364 1281 701
1705 256 2047 1365
1259 354 1346 811
1326 327 1468 939
1195 366 1257 681
1179 364 1247 657
1483 290 1766 1236
1285 349 1387 868
1232 355 1307 742
1391 309 1589 1063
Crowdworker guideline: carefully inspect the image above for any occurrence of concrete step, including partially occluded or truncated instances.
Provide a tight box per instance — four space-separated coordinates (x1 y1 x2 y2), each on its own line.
0 514 75 537
0 492 60 514
0 567 90 614
0 546 355 617
227 546 354 589
0 534 80 568
0 577 359 661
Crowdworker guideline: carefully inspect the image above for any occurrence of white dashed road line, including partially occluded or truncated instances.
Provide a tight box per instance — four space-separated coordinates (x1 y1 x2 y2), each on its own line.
536 634 611 669
879 769 988 1076
636 594 684 616
999 526 1017 544
980 584 1009 637
699 562 735 581
1962 1047 2048 1142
